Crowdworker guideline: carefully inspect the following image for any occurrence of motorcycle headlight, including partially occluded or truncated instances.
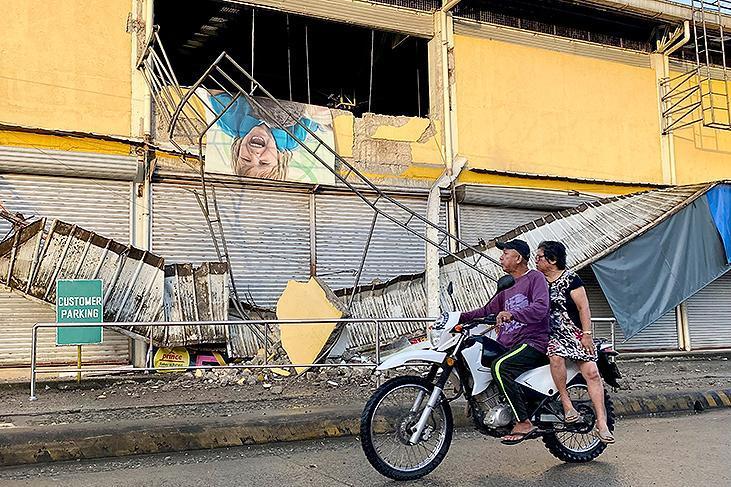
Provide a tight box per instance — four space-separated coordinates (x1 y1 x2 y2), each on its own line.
429 326 443 346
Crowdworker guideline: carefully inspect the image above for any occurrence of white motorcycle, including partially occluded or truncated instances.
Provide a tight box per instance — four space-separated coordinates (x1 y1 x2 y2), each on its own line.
360 276 621 481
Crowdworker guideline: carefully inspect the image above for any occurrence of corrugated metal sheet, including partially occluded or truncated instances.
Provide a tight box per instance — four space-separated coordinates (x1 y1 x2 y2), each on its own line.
0 146 139 181
0 287 130 366
229 0 434 37
152 181 312 308
456 185 600 210
0 219 165 327
459 205 548 246
163 262 230 346
454 20 652 68
0 217 233 351
442 183 711 317
686 270 731 349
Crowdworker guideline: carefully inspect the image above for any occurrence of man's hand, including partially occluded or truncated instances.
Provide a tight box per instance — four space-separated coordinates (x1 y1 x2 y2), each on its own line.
496 311 513 324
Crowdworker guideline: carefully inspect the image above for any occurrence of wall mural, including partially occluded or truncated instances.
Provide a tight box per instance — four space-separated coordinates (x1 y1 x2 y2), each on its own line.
201 89 336 184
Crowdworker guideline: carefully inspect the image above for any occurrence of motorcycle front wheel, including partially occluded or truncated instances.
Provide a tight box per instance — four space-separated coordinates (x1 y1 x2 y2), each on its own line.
360 375 453 481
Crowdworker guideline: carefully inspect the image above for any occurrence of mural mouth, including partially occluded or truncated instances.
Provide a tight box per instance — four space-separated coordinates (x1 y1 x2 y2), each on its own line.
248 136 267 149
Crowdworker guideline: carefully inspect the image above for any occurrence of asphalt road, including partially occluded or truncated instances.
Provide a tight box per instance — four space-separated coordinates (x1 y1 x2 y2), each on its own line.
1 410 729 487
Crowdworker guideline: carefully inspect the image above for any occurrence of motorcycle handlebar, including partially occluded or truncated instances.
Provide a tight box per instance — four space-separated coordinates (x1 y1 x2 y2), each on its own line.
463 314 498 330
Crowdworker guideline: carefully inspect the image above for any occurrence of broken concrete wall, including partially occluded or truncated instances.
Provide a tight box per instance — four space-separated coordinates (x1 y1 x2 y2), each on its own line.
154 99 446 190
335 111 445 188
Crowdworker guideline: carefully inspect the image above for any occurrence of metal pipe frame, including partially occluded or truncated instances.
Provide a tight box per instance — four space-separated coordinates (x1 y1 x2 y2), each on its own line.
167 52 502 281
29 318 434 400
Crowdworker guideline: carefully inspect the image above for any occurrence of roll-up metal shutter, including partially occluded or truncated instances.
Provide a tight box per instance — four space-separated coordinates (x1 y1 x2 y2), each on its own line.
458 205 548 245
0 174 132 366
151 181 311 307
230 0 434 37
453 20 652 68
686 271 731 349
0 288 129 366
0 175 133 241
314 192 446 291
456 185 599 209
0 146 139 181
579 268 679 351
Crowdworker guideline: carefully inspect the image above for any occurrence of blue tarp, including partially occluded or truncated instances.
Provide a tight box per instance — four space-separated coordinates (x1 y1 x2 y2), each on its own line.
706 184 731 264
592 195 731 340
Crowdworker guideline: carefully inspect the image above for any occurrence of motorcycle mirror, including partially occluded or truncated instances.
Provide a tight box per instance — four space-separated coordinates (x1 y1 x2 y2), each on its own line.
447 281 454 296
496 275 515 292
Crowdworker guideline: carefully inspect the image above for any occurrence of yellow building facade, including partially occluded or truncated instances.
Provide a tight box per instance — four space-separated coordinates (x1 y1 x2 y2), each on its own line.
2 0 731 364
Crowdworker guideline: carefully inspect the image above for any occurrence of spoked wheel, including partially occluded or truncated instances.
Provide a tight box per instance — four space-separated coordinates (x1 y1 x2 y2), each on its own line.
360 376 453 481
542 383 615 462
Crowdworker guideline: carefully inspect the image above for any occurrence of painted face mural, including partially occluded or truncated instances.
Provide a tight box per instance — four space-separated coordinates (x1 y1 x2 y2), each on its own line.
231 124 285 180
201 90 336 184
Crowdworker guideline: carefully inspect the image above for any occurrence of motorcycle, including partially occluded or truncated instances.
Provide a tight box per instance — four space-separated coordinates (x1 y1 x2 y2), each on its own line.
360 275 622 481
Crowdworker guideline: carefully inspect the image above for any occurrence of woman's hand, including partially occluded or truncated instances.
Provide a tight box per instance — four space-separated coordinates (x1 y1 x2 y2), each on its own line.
580 333 595 355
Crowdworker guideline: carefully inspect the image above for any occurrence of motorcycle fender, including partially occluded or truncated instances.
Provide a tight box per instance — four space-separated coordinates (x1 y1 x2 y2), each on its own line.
515 361 580 396
376 343 446 371
461 342 493 395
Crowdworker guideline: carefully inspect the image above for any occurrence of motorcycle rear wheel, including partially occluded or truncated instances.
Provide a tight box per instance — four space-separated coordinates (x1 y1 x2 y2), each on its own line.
542 382 615 463
360 375 453 481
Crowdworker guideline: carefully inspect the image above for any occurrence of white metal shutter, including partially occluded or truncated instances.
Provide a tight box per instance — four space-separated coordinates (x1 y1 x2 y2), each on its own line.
0 146 138 181
151 181 311 307
579 268 679 351
315 192 446 291
458 204 548 245
686 271 731 349
0 174 132 366
0 289 129 366
454 20 651 68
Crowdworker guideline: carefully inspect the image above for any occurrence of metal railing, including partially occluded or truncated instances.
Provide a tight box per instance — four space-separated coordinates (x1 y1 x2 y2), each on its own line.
30 316 620 400
29 318 435 400
591 317 617 350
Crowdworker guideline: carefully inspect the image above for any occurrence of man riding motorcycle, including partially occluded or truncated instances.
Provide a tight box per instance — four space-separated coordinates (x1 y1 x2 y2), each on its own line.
458 239 550 444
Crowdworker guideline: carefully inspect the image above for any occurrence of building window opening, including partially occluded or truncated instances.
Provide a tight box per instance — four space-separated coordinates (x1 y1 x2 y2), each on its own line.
154 0 430 117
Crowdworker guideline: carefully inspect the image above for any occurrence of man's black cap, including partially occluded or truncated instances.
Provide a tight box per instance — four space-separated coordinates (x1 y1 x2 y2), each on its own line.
496 239 530 261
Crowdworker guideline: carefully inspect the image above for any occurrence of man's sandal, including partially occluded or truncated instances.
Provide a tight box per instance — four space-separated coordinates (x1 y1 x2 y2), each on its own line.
501 427 541 445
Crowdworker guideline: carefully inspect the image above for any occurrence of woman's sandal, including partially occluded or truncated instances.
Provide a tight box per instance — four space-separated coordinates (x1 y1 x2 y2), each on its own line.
594 427 615 444
564 408 581 423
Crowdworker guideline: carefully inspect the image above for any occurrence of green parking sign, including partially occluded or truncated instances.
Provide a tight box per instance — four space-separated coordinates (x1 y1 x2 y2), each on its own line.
56 279 103 346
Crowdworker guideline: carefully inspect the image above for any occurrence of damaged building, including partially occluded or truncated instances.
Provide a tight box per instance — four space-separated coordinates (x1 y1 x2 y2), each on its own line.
2 0 731 371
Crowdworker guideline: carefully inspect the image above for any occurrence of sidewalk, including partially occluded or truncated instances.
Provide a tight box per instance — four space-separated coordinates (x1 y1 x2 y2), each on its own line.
0 354 729 466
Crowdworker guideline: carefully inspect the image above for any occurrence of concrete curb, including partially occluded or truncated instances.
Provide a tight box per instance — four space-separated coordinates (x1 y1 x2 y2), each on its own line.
1 388 729 467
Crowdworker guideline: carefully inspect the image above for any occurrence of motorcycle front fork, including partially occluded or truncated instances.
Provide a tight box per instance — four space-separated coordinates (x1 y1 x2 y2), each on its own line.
408 363 453 445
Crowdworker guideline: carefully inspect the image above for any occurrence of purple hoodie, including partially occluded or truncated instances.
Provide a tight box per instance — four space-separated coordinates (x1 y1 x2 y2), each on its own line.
460 269 550 353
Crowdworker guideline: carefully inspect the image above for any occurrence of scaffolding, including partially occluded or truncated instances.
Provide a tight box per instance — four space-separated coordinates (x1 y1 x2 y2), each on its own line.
660 1 731 133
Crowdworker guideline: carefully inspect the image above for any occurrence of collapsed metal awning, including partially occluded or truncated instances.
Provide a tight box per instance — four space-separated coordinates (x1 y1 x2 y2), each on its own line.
337 183 716 343
0 218 230 348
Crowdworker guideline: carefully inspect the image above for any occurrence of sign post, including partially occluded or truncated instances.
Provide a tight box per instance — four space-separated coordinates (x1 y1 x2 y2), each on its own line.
56 280 104 382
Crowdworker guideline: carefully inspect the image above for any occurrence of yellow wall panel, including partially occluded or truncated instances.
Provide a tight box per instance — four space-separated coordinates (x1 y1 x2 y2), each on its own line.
674 124 731 184
454 35 663 183
0 1 132 136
